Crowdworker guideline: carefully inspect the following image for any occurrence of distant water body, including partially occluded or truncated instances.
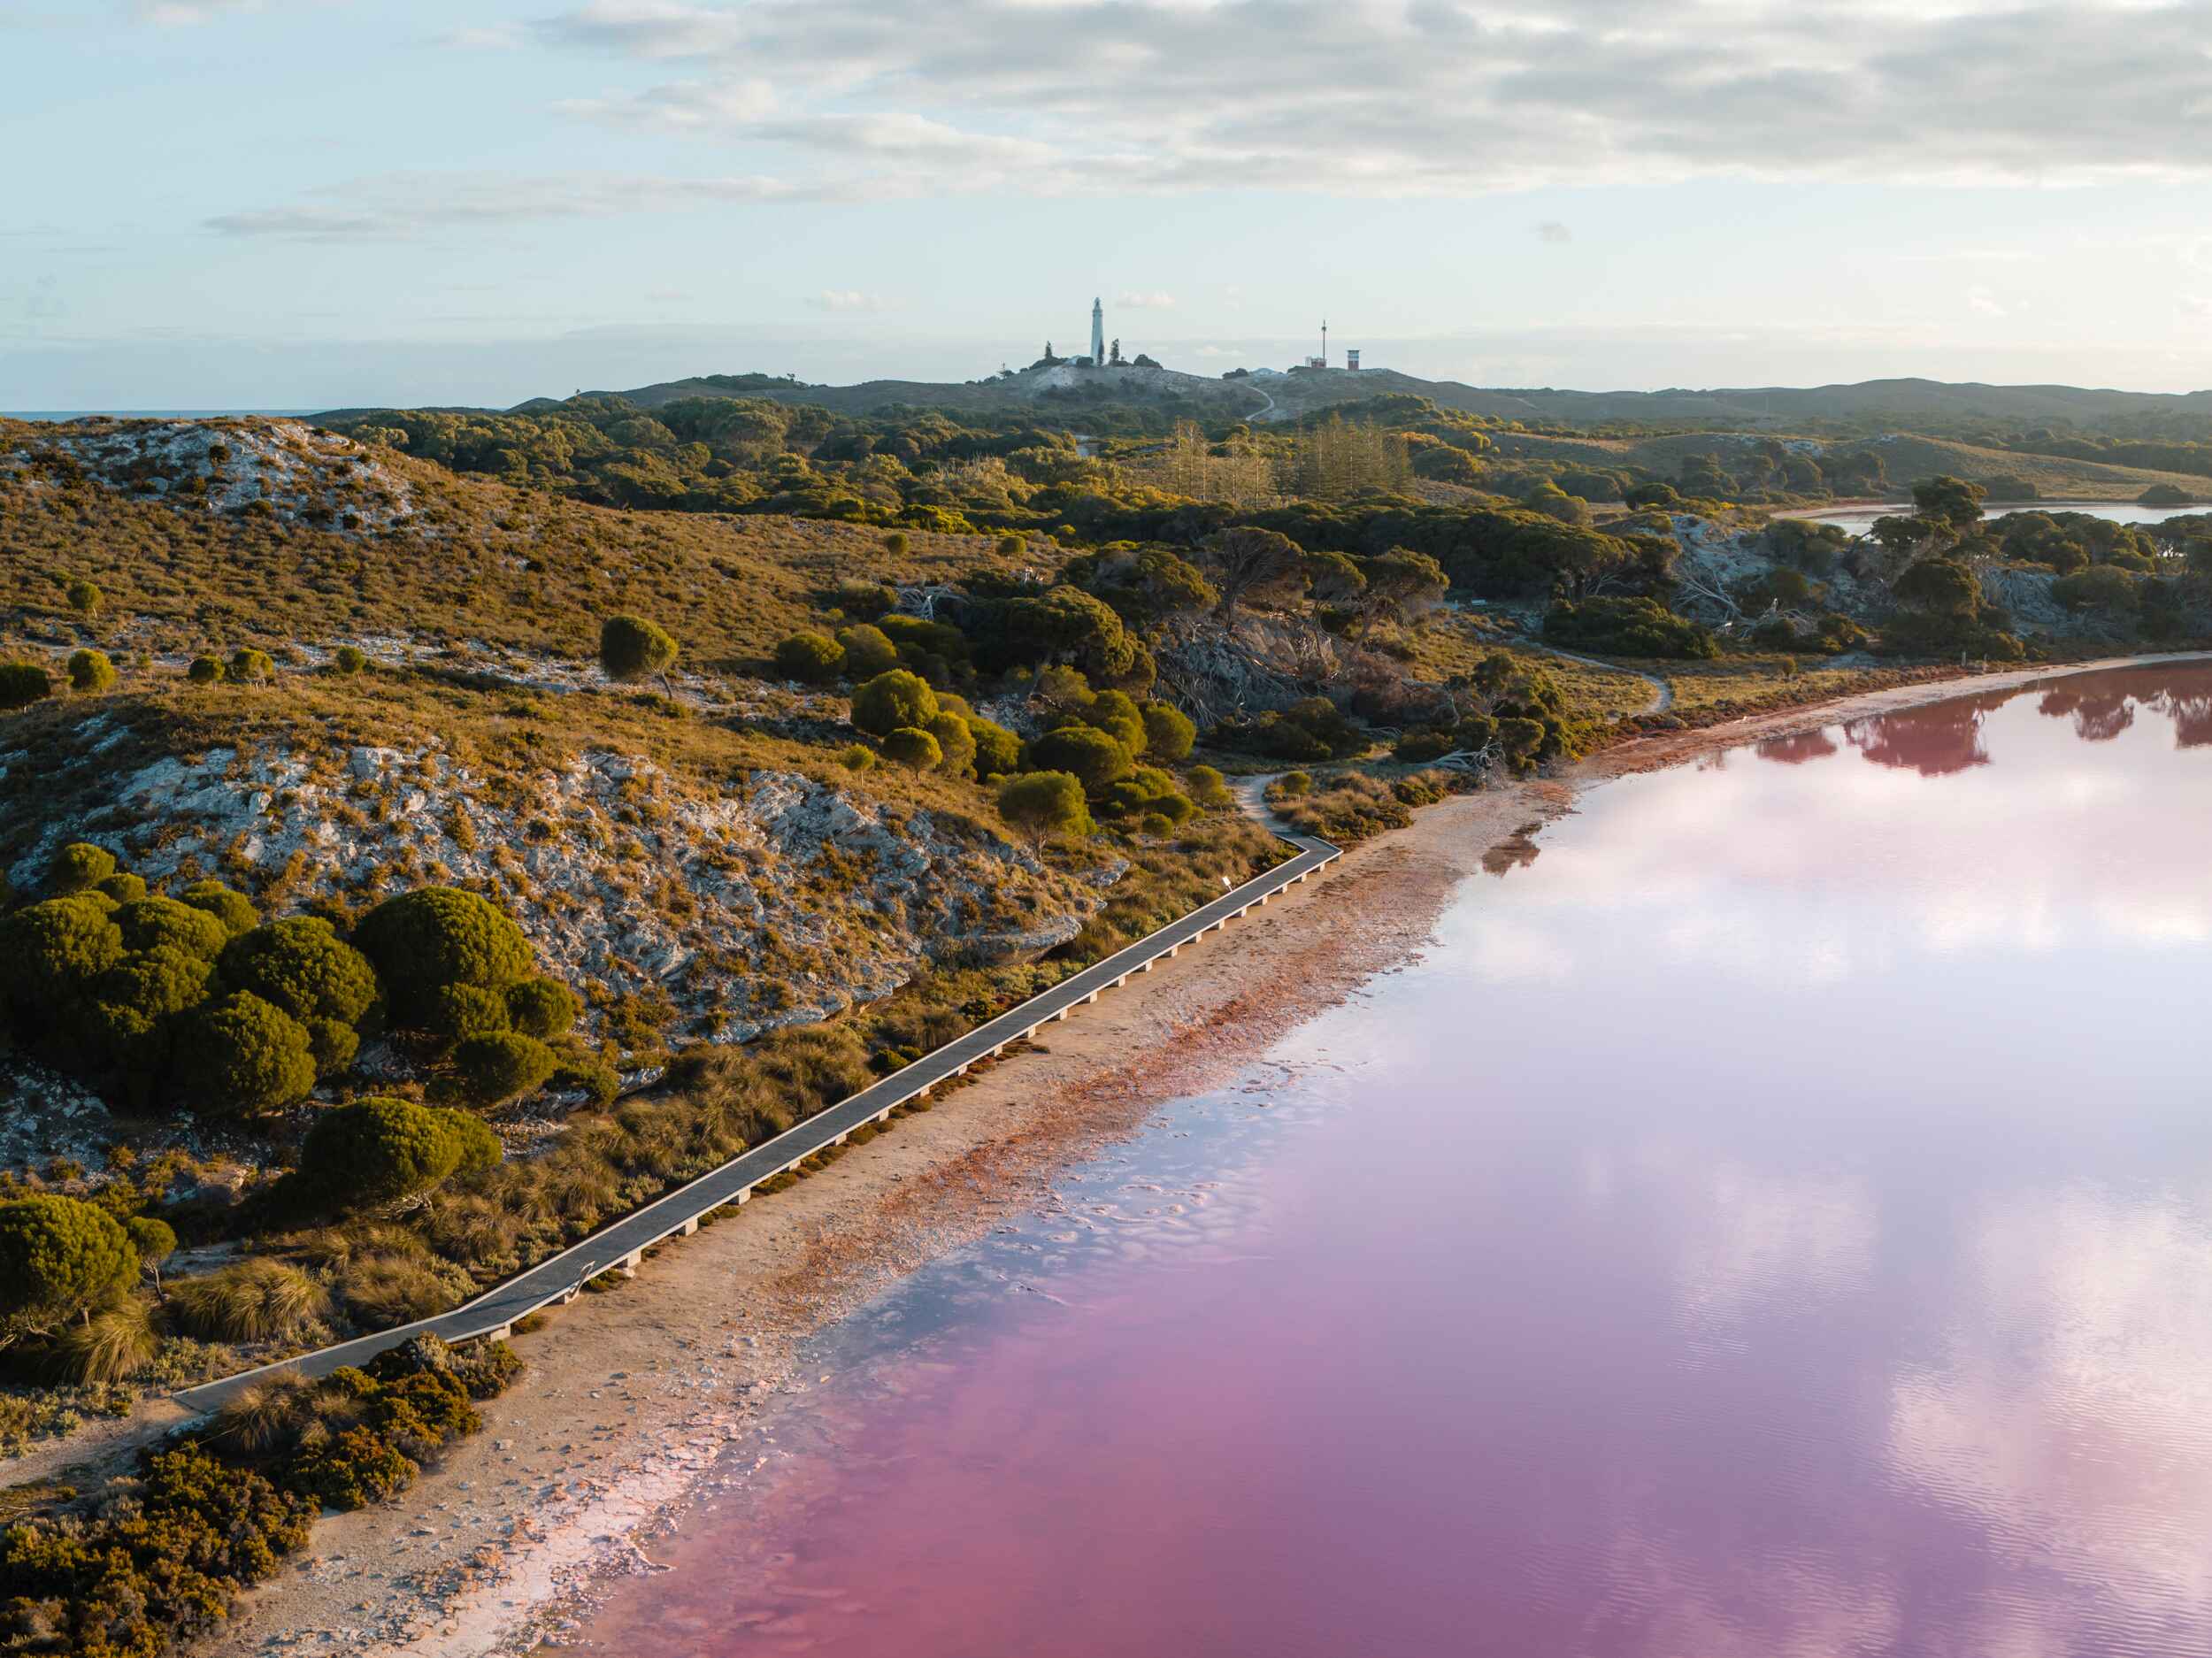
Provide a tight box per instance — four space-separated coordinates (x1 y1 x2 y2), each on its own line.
1807 500 2201 534
581 661 2212 1658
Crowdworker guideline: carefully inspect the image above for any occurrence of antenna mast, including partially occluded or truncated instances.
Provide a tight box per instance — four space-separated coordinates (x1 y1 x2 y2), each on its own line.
1321 318 1328 369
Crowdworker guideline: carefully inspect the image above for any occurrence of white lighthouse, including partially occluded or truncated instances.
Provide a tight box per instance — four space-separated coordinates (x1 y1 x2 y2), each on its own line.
1089 296 1104 367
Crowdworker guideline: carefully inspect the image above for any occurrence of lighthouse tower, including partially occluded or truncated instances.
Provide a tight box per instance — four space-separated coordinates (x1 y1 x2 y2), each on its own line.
1089 297 1104 367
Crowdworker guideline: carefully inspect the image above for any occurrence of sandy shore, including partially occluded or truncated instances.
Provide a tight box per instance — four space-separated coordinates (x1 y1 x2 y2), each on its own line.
203 649 2202 1657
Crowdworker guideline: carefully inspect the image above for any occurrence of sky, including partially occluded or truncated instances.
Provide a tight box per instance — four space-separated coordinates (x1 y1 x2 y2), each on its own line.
4 0 2211 411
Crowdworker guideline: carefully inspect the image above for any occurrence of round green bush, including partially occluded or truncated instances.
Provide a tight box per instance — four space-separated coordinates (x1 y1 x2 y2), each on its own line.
504 976 578 1039
1141 702 1196 762
178 879 259 938
65 579 102 618
354 887 534 1022
333 645 368 675
925 712 977 779
599 613 680 682
306 1017 360 1077
50 841 117 894
449 1032 557 1107
228 648 275 684
0 894 124 1017
219 916 379 1026
1186 764 1233 810
996 771 1094 841
0 1194 139 1344
186 656 224 685
115 896 228 960
839 742 877 771
0 662 52 710
774 632 846 683
850 669 937 737
968 717 1022 779
96 945 215 1019
1025 725 1133 794
1084 690 1147 754
429 982 510 1041
300 1095 502 1209
1138 810 1175 837
882 725 943 770
66 649 117 695
95 871 148 904
833 624 900 678
171 991 318 1117
125 1216 177 1270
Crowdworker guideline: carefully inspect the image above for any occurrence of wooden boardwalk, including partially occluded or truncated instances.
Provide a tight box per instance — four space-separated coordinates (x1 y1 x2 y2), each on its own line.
178 832 1340 1412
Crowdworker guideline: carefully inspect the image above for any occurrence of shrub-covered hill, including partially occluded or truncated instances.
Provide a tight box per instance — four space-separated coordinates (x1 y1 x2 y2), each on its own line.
0 416 1036 672
0 671 1111 1060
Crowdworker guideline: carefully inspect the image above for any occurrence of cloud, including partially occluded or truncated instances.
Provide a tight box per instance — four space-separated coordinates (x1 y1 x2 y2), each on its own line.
1114 290 1175 309
810 289 896 312
1534 220 1571 244
205 172 811 240
218 1 2212 239
128 0 266 20
1966 284 2007 317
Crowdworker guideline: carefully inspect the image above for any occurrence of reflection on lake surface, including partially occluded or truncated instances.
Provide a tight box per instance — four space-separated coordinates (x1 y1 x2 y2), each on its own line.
1806 500 2203 536
580 662 2212 1658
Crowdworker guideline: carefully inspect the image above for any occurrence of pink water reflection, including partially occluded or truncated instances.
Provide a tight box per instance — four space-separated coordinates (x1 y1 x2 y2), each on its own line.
582 664 2212 1658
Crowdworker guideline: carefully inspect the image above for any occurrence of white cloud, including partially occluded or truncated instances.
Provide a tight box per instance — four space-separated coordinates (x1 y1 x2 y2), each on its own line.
205 172 812 240
219 1 2212 239
130 0 260 19
1534 219 1572 243
1114 289 1175 309
810 289 897 312
1967 284 2008 317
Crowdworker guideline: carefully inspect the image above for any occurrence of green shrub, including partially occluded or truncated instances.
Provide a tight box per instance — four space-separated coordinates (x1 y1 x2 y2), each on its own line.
65 578 103 617
292 1424 418 1509
171 1257 327 1343
228 647 276 683
187 654 224 684
116 895 227 959
96 871 148 903
0 894 123 1018
0 1194 141 1346
0 660 52 710
968 716 1022 777
505 976 578 1039
354 887 534 1023
96 942 215 1019
849 668 937 735
1268 771 1313 800
171 990 319 1117
1140 702 1196 761
449 1031 557 1106
1083 689 1148 754
997 771 1094 841
219 917 378 1026
333 644 369 674
838 741 877 771
926 711 977 778
1543 596 1720 659
1137 810 1175 837
599 612 680 682
66 648 117 694
306 1017 360 1076
430 981 510 1041
833 623 901 677
1186 764 1233 810
127 1216 178 1278
50 841 117 894
882 725 943 770
300 1096 503 1209
773 631 845 682
1025 725 1133 793
179 879 259 937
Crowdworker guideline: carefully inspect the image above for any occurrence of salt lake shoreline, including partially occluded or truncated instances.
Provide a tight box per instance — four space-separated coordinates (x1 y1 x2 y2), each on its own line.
204 649 2208 1658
